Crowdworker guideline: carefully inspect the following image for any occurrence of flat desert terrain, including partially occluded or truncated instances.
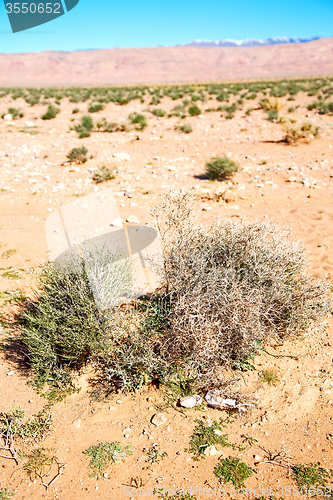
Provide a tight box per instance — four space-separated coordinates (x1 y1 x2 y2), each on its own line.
0 81 332 499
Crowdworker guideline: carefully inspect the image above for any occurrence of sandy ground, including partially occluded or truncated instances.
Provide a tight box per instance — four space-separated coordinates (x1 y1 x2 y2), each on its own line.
0 89 333 499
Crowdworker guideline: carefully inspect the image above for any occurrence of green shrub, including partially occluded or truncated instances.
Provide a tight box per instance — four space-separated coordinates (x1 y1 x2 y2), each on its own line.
292 463 331 492
176 123 192 134
151 108 166 117
72 108 80 114
0 406 52 441
88 103 104 113
8 107 23 119
214 456 253 488
205 155 239 180
74 115 93 138
67 146 89 163
188 104 201 116
84 442 132 479
186 418 236 461
26 94 40 106
19 247 134 390
129 113 147 130
92 166 115 183
268 109 279 121
218 103 237 119
0 488 15 499
41 105 60 120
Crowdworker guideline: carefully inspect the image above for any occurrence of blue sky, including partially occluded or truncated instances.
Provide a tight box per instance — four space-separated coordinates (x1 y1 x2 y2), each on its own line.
0 0 332 53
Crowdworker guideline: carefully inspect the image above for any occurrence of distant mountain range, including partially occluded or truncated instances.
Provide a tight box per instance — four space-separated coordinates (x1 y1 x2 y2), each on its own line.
1 37 333 86
184 36 322 47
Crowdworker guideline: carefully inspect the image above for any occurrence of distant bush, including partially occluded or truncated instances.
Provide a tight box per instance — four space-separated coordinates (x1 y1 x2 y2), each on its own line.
151 108 166 117
218 103 237 119
72 108 80 114
284 120 320 144
92 166 115 183
88 103 104 113
41 105 60 120
188 104 201 116
205 155 239 180
96 118 128 133
267 109 279 121
2 107 23 119
129 113 147 130
74 115 94 138
26 94 40 106
308 100 333 115
176 123 192 134
67 146 89 163
260 97 283 111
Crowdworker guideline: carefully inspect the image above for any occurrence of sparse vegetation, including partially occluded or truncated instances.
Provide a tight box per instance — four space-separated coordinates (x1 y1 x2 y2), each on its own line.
5 108 23 119
214 456 254 488
41 105 60 120
188 104 201 116
0 406 52 442
84 442 132 479
176 123 192 134
284 120 320 144
88 102 104 113
151 108 166 117
260 97 283 112
0 488 14 499
96 118 128 132
129 112 147 130
205 155 239 180
144 443 168 464
292 463 332 492
67 146 89 163
261 370 279 386
92 166 115 183
268 109 279 121
186 418 236 460
74 114 94 138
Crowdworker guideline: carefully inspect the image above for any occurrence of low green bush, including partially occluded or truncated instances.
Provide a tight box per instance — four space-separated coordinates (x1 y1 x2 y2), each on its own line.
67 146 89 163
129 113 147 130
188 104 201 116
41 105 60 120
205 155 239 180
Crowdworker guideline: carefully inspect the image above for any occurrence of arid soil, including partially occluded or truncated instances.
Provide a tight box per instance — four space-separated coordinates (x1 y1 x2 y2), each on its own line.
0 37 333 86
0 88 333 499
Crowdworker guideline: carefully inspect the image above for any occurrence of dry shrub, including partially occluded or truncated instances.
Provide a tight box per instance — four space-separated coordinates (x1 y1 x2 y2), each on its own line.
284 120 320 144
260 97 283 111
150 190 331 382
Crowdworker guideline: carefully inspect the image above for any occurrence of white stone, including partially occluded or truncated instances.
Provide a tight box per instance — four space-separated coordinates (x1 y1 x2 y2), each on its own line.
25 121 35 127
205 390 236 409
151 413 167 426
3 114 13 121
110 218 124 227
113 152 131 161
126 215 140 224
204 445 218 456
73 419 81 428
179 395 203 408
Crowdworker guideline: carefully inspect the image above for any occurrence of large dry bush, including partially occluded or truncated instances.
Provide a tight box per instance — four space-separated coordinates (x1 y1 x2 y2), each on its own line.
150 190 331 381
284 120 320 144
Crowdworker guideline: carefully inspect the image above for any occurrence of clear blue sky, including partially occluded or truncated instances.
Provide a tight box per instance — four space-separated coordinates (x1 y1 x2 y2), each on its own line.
0 0 332 53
